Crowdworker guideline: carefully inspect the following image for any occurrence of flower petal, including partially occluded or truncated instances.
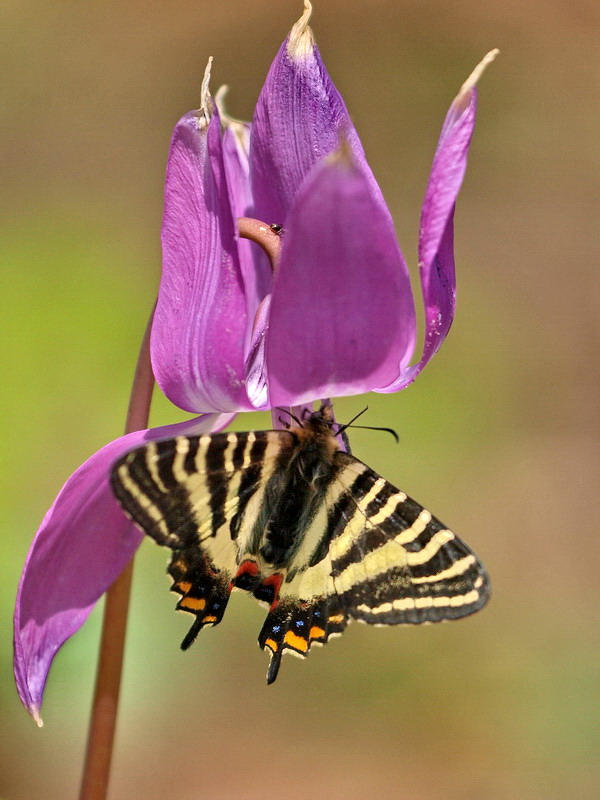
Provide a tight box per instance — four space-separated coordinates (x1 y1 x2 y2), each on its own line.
217 99 272 346
214 87 252 221
250 1 392 227
379 50 498 392
266 146 415 406
245 293 272 409
151 83 252 413
14 413 234 723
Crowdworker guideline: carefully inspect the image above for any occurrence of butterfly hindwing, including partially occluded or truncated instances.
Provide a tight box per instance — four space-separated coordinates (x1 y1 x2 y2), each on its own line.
258 595 348 684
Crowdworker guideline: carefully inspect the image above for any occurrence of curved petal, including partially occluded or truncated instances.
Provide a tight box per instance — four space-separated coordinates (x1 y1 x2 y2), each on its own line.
245 293 272 409
266 147 415 406
14 413 234 723
250 2 394 230
379 51 498 392
220 116 272 347
214 89 252 220
151 107 252 413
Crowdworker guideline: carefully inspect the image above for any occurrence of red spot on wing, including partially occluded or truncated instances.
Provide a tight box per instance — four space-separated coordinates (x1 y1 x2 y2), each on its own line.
235 560 260 579
261 573 284 609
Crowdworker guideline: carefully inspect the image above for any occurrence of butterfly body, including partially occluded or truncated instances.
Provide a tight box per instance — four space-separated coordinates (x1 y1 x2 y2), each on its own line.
249 414 339 567
111 408 489 683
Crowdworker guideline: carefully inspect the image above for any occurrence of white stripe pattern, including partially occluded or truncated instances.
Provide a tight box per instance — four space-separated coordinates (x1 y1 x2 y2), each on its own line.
357 588 481 616
117 460 171 539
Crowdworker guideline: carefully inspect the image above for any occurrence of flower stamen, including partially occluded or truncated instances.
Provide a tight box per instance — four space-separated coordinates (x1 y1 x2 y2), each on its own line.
238 216 282 272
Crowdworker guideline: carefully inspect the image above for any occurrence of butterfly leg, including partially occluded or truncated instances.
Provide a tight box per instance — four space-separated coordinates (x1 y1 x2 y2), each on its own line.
168 549 232 650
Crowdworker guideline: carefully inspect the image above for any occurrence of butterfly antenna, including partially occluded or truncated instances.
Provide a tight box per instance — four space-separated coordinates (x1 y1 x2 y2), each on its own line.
345 424 400 444
335 406 369 437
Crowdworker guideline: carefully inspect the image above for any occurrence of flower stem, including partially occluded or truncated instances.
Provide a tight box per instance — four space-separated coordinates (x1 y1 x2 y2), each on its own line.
79 305 156 800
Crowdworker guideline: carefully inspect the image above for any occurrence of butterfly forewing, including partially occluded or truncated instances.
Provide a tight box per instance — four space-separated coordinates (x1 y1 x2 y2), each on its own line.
328 452 489 624
111 429 293 645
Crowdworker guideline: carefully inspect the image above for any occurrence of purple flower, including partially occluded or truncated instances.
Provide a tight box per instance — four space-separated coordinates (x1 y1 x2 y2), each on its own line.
14 0 496 723
154 4 496 411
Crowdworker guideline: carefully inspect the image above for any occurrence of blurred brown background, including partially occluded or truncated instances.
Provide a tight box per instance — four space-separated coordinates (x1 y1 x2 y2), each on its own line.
2 1 599 798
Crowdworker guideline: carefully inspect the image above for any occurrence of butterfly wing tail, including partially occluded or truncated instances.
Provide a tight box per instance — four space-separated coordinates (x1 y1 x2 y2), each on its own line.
168 549 232 649
258 596 348 684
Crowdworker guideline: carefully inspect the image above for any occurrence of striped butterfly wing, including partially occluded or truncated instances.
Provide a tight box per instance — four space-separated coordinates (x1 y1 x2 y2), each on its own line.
112 427 489 683
258 450 490 682
111 429 291 649
329 452 490 623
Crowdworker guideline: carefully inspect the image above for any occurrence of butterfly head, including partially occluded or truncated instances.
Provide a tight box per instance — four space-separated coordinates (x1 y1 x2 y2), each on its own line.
275 403 335 432
307 403 335 428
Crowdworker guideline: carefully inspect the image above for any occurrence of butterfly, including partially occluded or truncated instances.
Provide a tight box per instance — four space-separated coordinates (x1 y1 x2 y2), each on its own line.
110 405 490 683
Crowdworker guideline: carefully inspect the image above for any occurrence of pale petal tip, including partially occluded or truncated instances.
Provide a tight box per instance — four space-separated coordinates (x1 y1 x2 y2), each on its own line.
452 49 499 115
31 707 44 728
214 83 228 107
214 83 250 157
461 49 500 94
198 56 214 128
214 84 246 127
288 1 314 59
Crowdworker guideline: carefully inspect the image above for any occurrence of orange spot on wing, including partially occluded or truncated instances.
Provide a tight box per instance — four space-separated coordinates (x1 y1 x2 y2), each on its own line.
265 638 279 652
328 614 344 624
309 626 326 640
174 581 192 593
284 631 309 653
179 597 206 611
202 615 218 623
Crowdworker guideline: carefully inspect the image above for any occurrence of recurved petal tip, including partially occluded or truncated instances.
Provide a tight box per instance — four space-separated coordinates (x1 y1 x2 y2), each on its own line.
250 8 392 229
453 49 499 115
201 56 213 104
31 708 44 728
288 1 314 59
380 52 496 393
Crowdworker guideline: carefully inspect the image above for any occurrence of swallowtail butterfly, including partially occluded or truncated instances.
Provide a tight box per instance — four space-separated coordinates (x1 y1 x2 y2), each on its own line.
110 406 489 683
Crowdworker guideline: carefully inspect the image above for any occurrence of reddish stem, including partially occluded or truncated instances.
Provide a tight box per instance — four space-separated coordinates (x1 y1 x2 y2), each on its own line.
79 305 156 800
237 216 282 270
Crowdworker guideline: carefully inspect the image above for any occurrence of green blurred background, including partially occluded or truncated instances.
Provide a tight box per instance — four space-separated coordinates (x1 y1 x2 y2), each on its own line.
2 0 598 797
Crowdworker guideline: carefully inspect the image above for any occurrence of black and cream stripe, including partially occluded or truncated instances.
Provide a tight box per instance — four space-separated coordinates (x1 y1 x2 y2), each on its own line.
110 408 490 683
